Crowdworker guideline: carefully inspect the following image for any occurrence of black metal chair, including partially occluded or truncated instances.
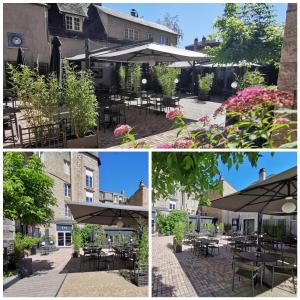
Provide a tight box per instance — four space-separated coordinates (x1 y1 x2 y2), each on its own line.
232 260 263 296
265 256 297 294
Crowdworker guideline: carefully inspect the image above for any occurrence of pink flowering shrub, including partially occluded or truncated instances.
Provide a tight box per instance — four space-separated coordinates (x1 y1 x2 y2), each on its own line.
214 87 294 116
114 87 296 148
166 106 184 120
114 124 132 137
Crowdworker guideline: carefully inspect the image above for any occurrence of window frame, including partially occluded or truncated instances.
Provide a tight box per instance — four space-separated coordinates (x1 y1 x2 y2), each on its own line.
85 191 93 203
65 14 82 32
64 160 70 175
64 183 71 197
85 169 93 188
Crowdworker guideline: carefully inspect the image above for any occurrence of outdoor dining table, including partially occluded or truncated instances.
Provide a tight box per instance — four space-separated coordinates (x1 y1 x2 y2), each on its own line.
239 252 277 264
197 238 215 257
239 252 277 287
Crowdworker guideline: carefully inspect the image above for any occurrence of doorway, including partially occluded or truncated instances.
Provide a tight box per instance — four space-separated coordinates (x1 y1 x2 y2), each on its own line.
243 219 255 235
57 231 72 247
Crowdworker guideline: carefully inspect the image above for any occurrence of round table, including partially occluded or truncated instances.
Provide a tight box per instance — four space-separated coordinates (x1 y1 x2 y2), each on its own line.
239 252 276 264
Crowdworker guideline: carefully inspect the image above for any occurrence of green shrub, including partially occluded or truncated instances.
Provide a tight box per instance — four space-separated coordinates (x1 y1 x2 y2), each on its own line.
198 73 214 97
152 64 180 98
14 233 38 261
63 60 97 138
217 222 224 233
174 221 185 246
137 227 148 266
72 225 81 253
234 69 265 91
156 210 188 236
128 63 141 96
118 65 126 91
7 64 60 127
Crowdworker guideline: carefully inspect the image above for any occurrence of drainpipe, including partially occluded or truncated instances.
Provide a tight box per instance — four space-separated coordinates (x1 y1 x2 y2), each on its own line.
257 168 266 251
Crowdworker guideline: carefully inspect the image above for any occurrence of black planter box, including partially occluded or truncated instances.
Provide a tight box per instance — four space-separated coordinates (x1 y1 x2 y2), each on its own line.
134 264 148 286
17 258 33 278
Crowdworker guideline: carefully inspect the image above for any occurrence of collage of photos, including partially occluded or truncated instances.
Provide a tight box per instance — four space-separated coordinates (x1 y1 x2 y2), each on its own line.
2 1 298 299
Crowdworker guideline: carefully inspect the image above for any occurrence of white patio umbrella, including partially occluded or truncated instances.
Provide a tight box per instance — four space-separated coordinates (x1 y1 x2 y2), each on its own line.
67 42 208 64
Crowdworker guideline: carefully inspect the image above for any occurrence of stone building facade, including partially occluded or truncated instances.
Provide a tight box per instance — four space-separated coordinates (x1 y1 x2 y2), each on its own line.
153 177 259 235
27 152 100 247
127 180 149 208
3 3 178 88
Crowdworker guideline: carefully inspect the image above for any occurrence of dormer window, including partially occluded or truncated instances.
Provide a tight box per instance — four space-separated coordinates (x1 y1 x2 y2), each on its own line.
65 14 82 32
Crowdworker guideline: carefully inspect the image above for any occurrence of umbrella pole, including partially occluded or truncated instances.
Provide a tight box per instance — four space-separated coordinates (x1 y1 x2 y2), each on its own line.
257 213 263 252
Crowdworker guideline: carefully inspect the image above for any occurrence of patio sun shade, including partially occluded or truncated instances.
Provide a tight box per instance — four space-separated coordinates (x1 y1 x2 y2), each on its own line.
65 201 148 226
212 167 297 214
67 42 208 63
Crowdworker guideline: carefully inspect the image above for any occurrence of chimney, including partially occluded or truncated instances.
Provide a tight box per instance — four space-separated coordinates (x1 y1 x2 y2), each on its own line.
259 168 266 181
130 9 138 17
202 36 206 45
219 175 224 183
139 179 145 189
194 38 198 50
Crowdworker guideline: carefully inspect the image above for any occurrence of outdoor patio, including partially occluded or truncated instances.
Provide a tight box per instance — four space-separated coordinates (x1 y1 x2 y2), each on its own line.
4 93 225 149
4 247 148 297
152 235 297 297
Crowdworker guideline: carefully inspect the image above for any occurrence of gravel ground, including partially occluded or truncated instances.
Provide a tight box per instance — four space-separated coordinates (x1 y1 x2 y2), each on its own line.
57 271 148 297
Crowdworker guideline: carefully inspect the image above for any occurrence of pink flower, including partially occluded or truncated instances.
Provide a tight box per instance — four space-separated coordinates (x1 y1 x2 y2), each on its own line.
273 117 290 124
175 139 194 148
214 87 294 116
166 107 184 120
157 144 173 149
114 124 132 137
198 115 210 124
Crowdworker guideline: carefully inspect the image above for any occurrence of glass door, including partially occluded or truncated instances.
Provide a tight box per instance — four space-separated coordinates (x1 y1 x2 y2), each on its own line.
57 232 72 247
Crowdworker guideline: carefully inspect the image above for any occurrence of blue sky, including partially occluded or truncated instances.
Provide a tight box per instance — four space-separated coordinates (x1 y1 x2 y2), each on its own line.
104 3 288 46
99 152 149 197
218 152 297 191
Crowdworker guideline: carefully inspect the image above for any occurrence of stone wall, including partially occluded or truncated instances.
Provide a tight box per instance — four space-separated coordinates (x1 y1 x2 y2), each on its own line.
277 4 297 101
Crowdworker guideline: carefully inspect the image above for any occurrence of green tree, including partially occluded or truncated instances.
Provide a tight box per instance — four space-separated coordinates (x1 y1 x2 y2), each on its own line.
205 4 284 67
152 152 261 203
157 13 183 44
3 153 57 225
155 210 188 235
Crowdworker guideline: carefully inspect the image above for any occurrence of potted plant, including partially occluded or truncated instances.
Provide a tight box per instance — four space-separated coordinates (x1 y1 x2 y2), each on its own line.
134 228 148 286
173 221 185 253
14 233 38 278
63 60 98 146
198 73 214 100
152 64 180 98
72 225 81 258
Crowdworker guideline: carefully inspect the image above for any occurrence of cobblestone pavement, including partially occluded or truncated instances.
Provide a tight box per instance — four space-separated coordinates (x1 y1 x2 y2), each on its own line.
152 235 297 297
4 95 224 149
4 248 73 297
110 96 225 149
4 248 148 297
